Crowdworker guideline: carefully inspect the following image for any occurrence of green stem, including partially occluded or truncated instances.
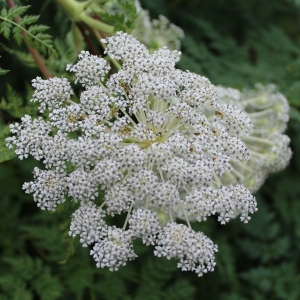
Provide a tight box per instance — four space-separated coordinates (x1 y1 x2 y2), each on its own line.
80 13 114 34
169 210 174 222
145 197 149 208
248 149 267 159
123 201 134 230
213 172 222 187
248 108 273 118
119 107 137 126
231 160 253 172
243 135 274 146
76 22 100 55
55 0 114 34
231 167 246 181
179 200 192 228
99 201 106 209
55 0 90 21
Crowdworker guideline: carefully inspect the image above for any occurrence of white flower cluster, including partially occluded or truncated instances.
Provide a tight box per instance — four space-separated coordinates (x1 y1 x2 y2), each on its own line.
217 84 292 192
7 32 257 276
132 12 184 51
155 223 217 276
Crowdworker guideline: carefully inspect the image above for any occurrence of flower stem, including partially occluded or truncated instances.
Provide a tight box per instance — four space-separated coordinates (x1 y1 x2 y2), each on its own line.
243 135 274 146
231 167 246 181
55 0 114 34
99 201 106 209
248 108 273 118
179 200 192 229
213 172 222 187
123 201 134 230
76 23 100 55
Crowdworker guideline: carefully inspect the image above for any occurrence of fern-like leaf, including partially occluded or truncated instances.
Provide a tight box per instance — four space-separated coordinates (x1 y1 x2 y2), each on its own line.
0 5 56 57
101 0 137 32
0 67 9 75
0 5 30 39
0 143 16 163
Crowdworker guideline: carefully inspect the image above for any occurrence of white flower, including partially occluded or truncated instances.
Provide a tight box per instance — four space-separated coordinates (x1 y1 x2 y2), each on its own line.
79 86 112 119
183 184 257 224
92 159 123 188
41 131 70 171
104 183 133 216
69 201 107 247
132 10 184 51
7 115 51 160
8 32 257 276
128 208 161 245
22 167 67 211
150 181 180 210
90 227 137 271
31 77 73 113
216 84 292 192
50 104 83 132
67 168 99 201
154 223 217 277
66 51 110 86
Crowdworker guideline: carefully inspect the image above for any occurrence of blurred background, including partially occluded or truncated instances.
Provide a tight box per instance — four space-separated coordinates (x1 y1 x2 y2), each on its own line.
1 0 300 299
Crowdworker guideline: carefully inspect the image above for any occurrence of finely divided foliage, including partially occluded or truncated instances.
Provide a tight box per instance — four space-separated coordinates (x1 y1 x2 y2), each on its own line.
0 5 56 56
7 32 258 276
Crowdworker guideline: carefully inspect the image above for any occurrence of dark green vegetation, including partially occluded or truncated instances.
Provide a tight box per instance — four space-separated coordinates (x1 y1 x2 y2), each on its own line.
1 0 300 299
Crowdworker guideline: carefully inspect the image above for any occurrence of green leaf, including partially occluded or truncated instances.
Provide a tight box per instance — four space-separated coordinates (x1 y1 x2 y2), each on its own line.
6 5 30 20
0 84 39 118
0 275 32 300
101 12 126 32
101 0 137 32
0 19 12 39
0 144 16 163
26 31 56 57
12 25 22 45
0 5 56 57
1 256 63 300
28 24 50 34
118 0 137 28
163 279 196 300
0 7 8 18
0 67 9 75
18 14 40 27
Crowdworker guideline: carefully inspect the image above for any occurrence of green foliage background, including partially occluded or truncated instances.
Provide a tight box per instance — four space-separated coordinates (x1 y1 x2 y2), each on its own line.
1 0 300 299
